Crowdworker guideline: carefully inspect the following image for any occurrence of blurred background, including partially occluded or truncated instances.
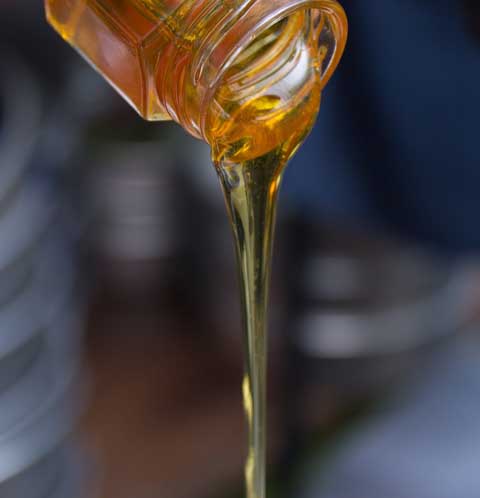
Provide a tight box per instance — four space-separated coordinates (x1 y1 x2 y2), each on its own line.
1 1 480 497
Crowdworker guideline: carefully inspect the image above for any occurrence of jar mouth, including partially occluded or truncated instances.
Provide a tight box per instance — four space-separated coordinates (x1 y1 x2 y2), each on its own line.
204 11 309 134
195 0 347 140
218 15 301 89
204 10 325 163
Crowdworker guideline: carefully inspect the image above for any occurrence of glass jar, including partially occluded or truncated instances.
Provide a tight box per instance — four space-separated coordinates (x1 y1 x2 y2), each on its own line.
45 0 347 140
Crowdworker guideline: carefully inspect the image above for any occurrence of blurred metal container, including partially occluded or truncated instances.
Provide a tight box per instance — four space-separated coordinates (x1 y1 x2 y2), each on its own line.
0 49 58 395
0 223 74 395
0 51 52 304
0 47 87 498
276 223 479 492
84 123 186 296
0 50 42 206
48 450 88 498
89 142 177 261
0 290 79 437
0 445 68 498
0 182 57 304
286 223 478 408
0 373 81 498
0 297 82 498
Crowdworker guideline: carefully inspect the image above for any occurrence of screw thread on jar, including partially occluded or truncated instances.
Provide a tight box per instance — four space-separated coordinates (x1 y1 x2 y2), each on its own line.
46 0 346 139
156 0 347 144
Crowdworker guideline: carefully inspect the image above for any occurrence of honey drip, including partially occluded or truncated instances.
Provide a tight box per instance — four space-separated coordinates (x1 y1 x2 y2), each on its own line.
45 2 345 497
212 14 322 497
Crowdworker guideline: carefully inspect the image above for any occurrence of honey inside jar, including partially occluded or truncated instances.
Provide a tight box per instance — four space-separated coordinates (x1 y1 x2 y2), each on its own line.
45 2 347 497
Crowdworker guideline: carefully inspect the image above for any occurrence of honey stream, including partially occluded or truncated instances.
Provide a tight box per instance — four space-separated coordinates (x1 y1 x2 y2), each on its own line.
46 3 332 497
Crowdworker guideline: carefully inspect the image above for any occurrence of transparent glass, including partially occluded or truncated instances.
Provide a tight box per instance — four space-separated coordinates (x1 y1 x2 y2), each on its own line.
45 0 346 139
45 2 347 498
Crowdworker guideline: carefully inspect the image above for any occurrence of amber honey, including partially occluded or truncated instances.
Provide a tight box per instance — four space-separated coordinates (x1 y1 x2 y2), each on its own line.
45 2 347 497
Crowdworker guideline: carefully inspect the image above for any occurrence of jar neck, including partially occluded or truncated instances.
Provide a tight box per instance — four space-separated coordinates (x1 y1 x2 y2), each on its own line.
156 0 347 143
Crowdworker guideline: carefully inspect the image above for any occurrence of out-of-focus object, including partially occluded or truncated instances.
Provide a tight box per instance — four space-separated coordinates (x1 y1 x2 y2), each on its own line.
285 0 480 253
0 50 42 203
88 142 177 285
48 452 86 498
464 0 480 40
0 302 81 498
0 50 88 498
285 221 478 422
298 340 480 498
0 198 49 390
81 106 188 296
276 221 479 496
0 52 52 397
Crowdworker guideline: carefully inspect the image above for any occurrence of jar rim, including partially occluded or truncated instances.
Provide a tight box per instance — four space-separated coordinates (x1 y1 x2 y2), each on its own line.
194 0 348 138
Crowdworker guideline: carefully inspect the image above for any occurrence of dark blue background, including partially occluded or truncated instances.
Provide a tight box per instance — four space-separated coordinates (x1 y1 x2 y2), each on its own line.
285 0 480 254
